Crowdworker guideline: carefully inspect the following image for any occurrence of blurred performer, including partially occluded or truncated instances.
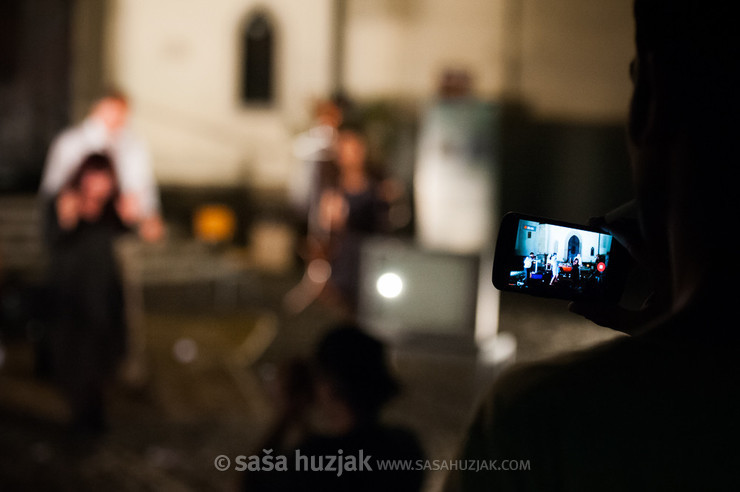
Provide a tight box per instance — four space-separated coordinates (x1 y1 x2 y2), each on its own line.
414 69 499 254
244 324 425 492
47 153 132 434
39 90 163 242
316 125 398 313
283 97 348 315
284 123 400 315
289 96 345 237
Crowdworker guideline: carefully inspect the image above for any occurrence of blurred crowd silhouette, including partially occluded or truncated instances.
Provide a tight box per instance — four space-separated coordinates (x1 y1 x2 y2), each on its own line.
244 323 425 491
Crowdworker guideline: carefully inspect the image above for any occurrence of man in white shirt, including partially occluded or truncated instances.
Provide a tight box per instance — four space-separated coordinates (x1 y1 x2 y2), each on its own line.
40 91 163 242
523 252 536 283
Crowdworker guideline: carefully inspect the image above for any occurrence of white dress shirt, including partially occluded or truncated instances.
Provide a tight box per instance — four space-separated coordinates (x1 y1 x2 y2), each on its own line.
39 117 160 218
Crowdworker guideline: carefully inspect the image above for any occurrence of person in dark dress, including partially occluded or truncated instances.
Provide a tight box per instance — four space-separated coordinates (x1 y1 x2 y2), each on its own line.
571 255 581 289
47 152 131 434
316 126 396 313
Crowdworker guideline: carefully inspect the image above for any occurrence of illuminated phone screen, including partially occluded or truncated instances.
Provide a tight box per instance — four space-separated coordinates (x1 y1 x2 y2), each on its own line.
493 214 625 301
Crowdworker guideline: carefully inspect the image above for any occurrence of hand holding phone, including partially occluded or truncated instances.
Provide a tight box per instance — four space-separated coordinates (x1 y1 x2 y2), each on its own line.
566 203 672 335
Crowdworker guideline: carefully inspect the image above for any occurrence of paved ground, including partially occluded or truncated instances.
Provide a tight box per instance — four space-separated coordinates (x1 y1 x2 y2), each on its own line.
0 268 621 491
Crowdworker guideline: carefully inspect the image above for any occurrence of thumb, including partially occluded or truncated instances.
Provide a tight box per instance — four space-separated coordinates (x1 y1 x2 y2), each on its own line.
568 301 645 336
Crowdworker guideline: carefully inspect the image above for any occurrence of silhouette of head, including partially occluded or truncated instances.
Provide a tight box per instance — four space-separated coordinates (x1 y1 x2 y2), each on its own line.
630 1 739 267
314 324 400 422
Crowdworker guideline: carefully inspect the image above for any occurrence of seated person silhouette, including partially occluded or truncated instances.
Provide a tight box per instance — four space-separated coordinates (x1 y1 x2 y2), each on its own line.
244 324 425 491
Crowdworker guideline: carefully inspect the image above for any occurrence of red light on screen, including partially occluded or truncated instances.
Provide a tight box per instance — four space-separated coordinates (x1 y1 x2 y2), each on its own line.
596 262 606 272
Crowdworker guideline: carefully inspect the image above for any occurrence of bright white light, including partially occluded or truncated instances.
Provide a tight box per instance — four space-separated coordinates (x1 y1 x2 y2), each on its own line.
376 272 403 299
173 338 198 364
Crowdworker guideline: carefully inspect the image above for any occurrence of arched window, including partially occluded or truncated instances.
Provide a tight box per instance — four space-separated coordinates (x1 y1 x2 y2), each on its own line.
567 235 580 262
241 11 275 105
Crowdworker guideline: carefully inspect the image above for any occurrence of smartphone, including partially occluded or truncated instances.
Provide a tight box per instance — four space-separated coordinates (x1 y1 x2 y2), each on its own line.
492 212 629 302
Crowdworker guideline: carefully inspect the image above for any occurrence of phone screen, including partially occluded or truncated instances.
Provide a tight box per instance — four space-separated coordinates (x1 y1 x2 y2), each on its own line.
492 213 626 301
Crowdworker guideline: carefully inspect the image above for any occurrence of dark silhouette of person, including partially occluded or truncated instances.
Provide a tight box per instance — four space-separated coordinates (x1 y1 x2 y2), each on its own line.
46 152 131 435
571 255 581 288
449 1 740 490
244 324 425 492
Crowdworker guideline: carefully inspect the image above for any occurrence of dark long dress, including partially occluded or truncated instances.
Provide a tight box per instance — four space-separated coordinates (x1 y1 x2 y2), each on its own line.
328 182 389 311
47 199 128 432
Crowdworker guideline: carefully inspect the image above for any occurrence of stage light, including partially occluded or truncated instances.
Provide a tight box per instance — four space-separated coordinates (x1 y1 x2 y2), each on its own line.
173 337 198 364
376 272 403 299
